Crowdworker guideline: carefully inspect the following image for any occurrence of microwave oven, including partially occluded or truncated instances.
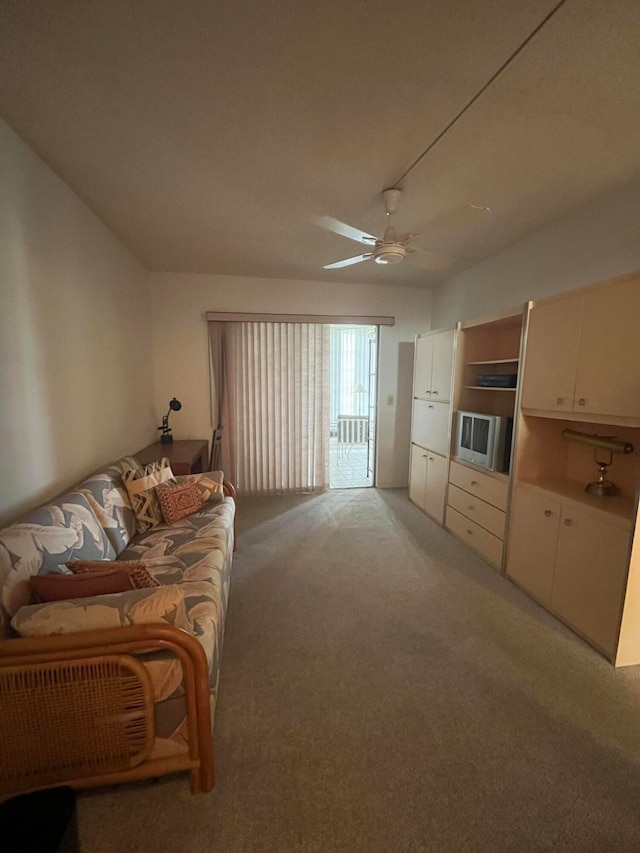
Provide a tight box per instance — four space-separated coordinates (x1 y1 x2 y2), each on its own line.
454 411 513 473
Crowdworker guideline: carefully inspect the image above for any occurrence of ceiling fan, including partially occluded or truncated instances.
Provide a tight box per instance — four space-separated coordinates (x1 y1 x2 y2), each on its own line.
316 188 451 271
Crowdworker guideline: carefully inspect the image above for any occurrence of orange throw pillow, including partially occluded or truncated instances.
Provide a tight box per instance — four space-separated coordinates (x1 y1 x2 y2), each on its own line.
30 570 134 602
156 482 203 524
66 560 160 589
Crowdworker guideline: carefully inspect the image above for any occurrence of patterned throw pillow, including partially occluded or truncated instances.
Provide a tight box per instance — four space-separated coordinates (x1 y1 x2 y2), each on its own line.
66 560 160 589
175 471 224 504
30 569 134 602
122 458 175 534
156 482 203 524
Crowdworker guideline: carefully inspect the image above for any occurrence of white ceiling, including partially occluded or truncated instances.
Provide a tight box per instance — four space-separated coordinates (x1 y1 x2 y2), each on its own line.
1 0 639 288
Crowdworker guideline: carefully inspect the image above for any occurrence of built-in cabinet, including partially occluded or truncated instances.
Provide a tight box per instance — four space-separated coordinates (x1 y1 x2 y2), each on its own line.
409 446 448 522
409 328 456 524
445 461 508 569
507 482 632 657
521 276 640 424
407 274 640 666
444 310 524 569
411 399 450 457
506 273 640 665
413 329 455 402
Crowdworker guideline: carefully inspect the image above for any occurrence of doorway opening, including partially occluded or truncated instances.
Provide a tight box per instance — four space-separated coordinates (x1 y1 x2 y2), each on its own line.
329 325 378 489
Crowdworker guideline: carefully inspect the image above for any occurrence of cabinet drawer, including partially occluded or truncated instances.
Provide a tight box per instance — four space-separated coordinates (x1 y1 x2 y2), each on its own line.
446 506 504 568
449 460 508 511
447 484 506 540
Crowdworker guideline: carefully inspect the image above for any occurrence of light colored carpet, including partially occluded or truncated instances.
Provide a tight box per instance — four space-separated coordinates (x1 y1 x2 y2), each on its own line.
78 488 640 852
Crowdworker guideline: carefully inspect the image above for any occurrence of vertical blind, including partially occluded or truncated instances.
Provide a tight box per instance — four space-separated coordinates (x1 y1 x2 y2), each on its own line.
209 321 330 495
329 325 376 423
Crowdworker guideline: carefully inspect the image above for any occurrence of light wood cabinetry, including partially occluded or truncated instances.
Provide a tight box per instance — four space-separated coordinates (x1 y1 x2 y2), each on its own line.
410 445 448 523
409 444 428 510
521 275 640 424
552 505 630 656
506 482 633 658
506 486 560 605
519 297 581 413
413 335 433 401
407 275 640 665
510 274 640 664
445 460 509 569
448 459 508 511
430 330 456 402
573 278 640 420
447 484 506 539
443 309 525 570
423 452 448 521
411 400 450 457
413 329 455 403
454 311 523 423
409 327 456 526
445 506 504 568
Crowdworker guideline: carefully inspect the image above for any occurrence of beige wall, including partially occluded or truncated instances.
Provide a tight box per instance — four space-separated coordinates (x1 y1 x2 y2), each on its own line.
149 273 433 487
431 179 640 327
0 120 155 526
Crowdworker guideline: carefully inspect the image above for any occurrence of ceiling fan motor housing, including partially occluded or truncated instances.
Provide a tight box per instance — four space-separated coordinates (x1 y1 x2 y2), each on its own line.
374 243 406 265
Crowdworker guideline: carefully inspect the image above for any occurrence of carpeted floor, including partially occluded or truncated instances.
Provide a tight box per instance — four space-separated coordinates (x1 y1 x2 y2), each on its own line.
78 488 640 852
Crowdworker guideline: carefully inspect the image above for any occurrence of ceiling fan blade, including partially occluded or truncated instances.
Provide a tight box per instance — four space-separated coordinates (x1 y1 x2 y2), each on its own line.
315 216 377 245
409 246 456 271
323 253 373 270
398 232 418 245
397 232 453 269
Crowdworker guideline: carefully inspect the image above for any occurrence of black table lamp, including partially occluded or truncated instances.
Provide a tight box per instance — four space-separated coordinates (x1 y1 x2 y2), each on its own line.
159 397 182 443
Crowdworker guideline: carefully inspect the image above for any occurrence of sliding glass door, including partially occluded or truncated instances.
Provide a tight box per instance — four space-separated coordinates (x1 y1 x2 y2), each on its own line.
329 325 378 489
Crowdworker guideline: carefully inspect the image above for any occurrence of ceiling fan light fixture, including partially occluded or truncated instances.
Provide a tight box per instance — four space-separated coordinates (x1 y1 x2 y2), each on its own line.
374 245 406 265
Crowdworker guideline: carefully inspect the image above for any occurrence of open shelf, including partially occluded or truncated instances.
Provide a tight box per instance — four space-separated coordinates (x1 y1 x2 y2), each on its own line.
467 358 520 365
465 386 517 392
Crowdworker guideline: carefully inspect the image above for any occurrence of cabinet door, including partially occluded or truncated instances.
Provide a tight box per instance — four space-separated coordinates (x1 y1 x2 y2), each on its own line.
414 335 434 400
430 330 455 403
551 508 630 656
573 278 640 418
409 444 428 511
424 451 448 524
411 400 450 457
520 296 582 412
506 487 560 606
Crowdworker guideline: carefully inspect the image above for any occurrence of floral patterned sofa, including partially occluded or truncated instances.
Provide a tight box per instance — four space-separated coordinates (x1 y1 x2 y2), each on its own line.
0 455 235 799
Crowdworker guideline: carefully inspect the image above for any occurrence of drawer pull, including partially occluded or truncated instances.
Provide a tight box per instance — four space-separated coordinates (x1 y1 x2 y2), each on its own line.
432 391 439 395
428 456 434 461
556 397 564 405
468 505 475 511
466 529 473 535
564 518 572 526
470 480 478 486
577 398 586 406
544 510 552 517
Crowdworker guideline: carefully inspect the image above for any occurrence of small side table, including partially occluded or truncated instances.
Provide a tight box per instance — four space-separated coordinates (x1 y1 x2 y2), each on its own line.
135 439 208 475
